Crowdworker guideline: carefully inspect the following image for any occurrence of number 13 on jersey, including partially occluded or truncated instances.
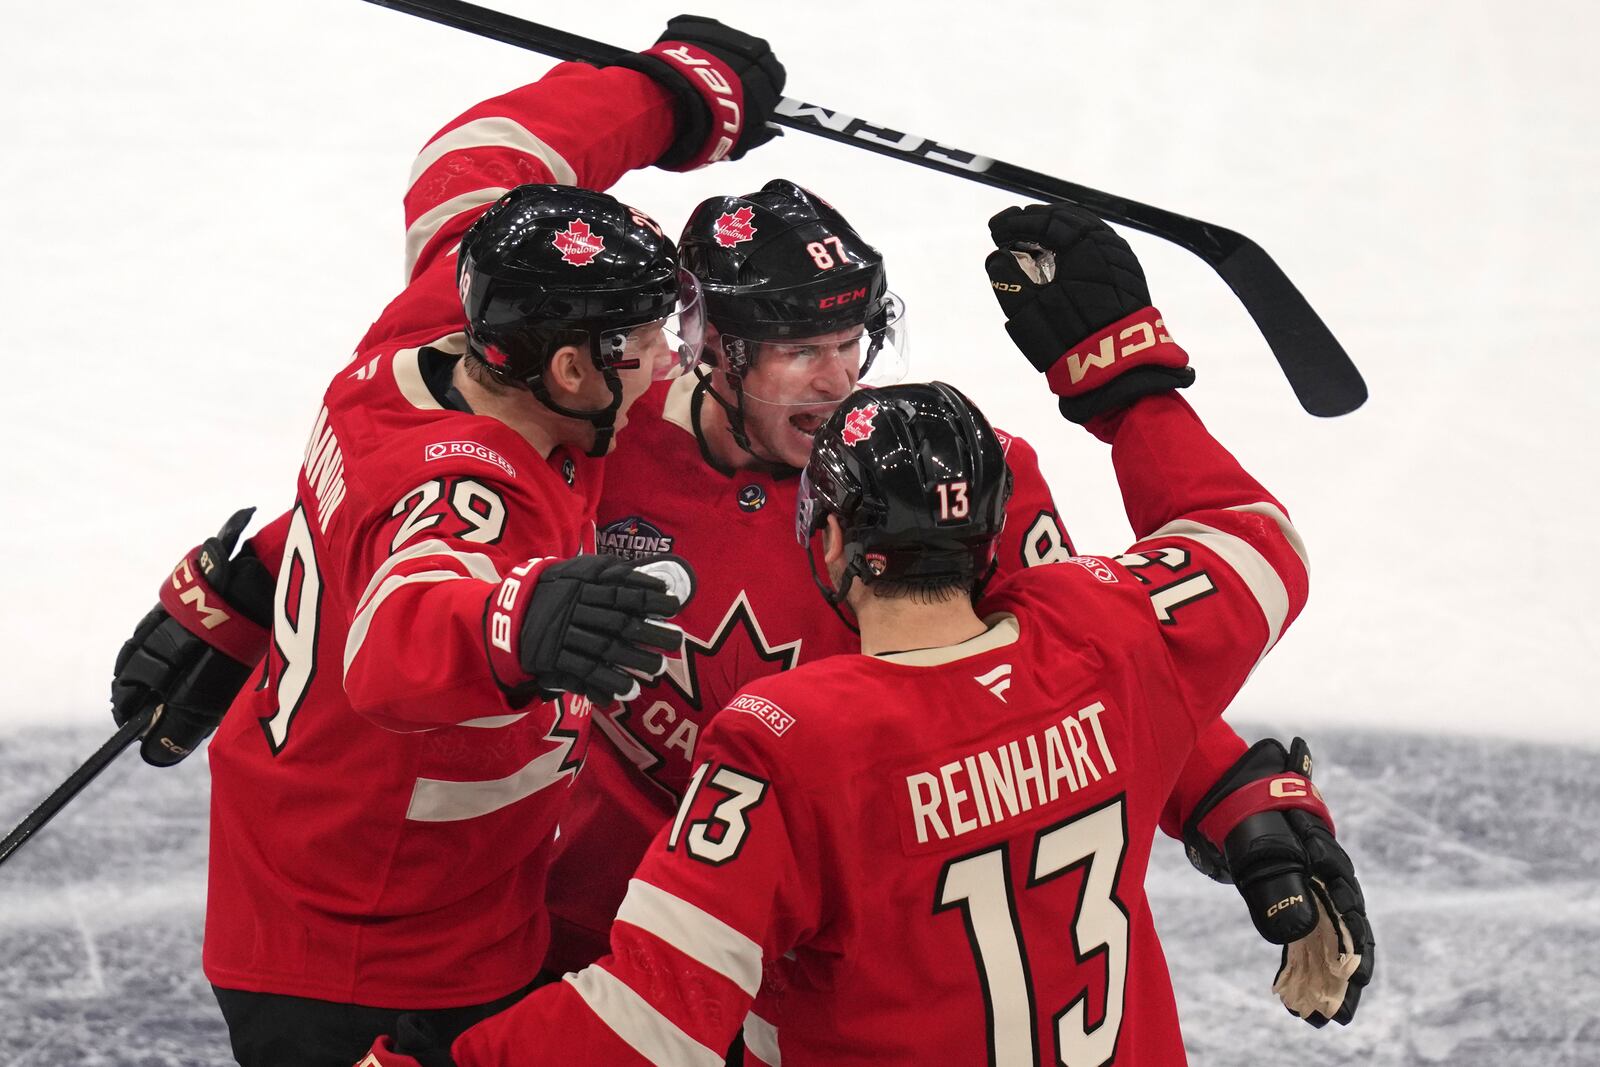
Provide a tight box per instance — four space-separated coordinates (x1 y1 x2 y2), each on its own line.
934 797 1130 1067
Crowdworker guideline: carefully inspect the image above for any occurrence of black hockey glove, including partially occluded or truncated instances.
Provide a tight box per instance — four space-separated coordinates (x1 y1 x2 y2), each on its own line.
1184 737 1375 1026
357 1015 456 1067
110 508 275 767
609 14 786 170
486 553 693 707
985 203 1194 424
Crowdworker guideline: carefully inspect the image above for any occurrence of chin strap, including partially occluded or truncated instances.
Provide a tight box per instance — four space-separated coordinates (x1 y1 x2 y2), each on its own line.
512 331 627 458
804 535 862 635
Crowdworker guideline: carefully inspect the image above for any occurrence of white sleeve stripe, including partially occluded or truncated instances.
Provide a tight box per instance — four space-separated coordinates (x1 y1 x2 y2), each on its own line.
404 117 577 277
410 117 578 190
1227 501 1309 574
354 538 502 617
1143 517 1292 656
616 879 763 996
343 570 467 680
564 967 724 1067
742 1012 781 1065
404 188 508 281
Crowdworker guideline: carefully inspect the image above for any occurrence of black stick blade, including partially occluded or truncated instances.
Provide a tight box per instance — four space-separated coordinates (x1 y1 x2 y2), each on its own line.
1214 239 1367 417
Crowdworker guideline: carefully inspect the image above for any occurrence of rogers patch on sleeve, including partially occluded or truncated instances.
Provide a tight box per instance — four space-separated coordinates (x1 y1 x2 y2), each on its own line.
728 693 796 737
424 441 517 478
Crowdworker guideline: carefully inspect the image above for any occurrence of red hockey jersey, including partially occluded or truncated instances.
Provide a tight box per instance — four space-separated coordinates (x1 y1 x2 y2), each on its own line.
203 60 681 1008
451 392 1311 1066
541 373 1077 970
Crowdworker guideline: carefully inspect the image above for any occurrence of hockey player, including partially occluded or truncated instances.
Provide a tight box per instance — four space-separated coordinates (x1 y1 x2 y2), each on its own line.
104 18 787 1067
357 202 1360 1067
541 180 1373 1037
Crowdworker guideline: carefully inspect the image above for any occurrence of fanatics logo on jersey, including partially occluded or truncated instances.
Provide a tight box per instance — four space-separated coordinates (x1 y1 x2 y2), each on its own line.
425 441 517 479
597 515 676 559
713 206 757 247
841 402 880 446
737 484 766 512
728 693 795 737
553 218 605 266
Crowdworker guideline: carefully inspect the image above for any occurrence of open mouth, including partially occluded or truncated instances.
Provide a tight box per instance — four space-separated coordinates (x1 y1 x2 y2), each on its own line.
789 412 827 438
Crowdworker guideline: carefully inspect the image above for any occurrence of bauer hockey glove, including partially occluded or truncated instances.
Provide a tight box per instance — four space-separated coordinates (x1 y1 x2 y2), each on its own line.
486 553 693 707
110 508 275 767
1183 736 1375 1026
985 203 1194 424
608 15 786 170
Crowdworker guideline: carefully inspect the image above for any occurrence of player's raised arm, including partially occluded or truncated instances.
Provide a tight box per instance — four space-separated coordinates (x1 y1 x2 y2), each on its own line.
401 15 785 284
985 202 1306 715
985 202 1371 1027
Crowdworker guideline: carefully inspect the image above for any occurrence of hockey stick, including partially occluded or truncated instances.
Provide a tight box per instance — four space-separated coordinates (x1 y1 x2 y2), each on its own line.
0 705 155 870
358 0 1366 417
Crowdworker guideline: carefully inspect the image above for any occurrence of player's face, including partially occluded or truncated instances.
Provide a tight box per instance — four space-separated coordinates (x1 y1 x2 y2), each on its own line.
739 326 865 468
601 323 671 451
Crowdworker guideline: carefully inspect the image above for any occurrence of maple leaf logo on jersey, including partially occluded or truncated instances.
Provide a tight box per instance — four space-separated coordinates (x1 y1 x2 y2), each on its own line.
841 402 880 446
713 206 757 247
552 218 605 266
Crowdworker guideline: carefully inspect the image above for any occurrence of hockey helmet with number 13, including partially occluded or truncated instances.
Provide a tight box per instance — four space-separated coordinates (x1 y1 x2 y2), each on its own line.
796 382 1012 612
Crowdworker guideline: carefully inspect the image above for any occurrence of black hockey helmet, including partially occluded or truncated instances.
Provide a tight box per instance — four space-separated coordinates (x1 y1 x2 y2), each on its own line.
458 184 704 454
796 382 1012 609
678 180 908 455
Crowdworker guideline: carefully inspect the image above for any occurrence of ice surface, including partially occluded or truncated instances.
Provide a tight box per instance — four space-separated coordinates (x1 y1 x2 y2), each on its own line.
3 724 1597 1065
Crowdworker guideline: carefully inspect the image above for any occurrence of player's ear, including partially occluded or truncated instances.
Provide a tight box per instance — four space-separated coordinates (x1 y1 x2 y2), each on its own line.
545 343 592 399
822 515 846 565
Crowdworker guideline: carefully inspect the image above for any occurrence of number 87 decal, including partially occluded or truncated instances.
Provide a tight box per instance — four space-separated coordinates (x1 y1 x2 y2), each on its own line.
934 797 1130 1067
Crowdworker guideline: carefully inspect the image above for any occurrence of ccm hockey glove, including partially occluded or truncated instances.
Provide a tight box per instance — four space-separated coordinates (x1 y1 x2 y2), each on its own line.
1184 736 1375 1026
985 203 1193 424
609 14 786 170
110 508 275 767
486 553 693 707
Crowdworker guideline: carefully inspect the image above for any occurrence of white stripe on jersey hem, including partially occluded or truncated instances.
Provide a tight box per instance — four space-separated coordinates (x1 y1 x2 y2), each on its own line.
404 187 508 281
742 1012 781 1065
565 966 724 1067
1144 514 1294 658
458 713 530 729
406 735 575 822
617 879 763 996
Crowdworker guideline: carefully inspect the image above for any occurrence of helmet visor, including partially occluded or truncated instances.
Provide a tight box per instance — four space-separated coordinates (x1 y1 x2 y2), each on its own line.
614 269 706 381
717 292 908 405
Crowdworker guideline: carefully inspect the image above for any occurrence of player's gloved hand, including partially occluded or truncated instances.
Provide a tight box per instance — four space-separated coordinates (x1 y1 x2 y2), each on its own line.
110 508 275 767
985 203 1194 424
1183 736 1375 1026
355 1015 456 1067
486 553 694 707
609 14 786 170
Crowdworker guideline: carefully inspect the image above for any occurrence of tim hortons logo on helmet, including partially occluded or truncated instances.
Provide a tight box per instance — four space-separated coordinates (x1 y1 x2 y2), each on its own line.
840 402 880 446
553 218 605 267
424 441 517 479
817 287 869 310
597 515 676 560
714 206 757 247
728 693 795 738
